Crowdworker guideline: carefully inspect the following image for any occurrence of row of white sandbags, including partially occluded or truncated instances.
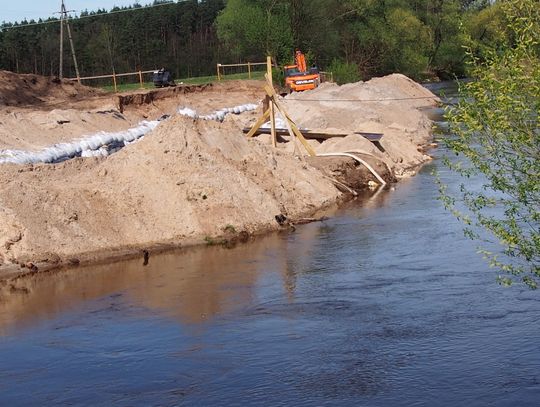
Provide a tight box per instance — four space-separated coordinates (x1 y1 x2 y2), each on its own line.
178 103 258 122
0 120 160 165
0 103 259 165
261 115 287 129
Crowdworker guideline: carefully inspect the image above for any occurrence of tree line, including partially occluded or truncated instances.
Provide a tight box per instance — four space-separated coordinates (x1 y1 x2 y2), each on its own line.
0 1 225 80
0 0 515 83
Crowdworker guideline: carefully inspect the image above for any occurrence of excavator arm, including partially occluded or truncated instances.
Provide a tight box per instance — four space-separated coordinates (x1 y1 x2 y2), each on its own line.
295 50 307 73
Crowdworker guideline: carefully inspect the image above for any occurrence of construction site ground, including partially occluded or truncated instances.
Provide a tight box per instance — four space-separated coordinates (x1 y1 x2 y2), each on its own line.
0 70 439 279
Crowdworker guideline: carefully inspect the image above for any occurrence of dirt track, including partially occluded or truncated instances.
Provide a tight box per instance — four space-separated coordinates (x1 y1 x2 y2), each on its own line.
0 71 438 278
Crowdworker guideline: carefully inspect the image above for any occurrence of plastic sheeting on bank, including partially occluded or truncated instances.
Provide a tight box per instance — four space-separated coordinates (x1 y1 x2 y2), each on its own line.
0 103 259 165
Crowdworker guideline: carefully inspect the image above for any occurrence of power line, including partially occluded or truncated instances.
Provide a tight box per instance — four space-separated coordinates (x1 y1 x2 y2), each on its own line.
286 96 439 102
0 1 181 31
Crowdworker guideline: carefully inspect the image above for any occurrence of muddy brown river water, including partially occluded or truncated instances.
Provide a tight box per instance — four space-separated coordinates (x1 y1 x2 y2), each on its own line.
1 84 539 406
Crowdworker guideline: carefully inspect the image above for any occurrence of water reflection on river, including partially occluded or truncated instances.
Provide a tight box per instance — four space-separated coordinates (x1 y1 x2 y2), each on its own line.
1 85 539 406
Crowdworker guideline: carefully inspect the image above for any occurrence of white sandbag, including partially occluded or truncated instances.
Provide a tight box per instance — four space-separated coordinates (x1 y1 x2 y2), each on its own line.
178 103 258 123
0 119 160 165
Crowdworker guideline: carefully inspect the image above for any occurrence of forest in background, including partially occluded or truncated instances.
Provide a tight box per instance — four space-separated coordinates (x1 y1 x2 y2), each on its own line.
0 0 515 83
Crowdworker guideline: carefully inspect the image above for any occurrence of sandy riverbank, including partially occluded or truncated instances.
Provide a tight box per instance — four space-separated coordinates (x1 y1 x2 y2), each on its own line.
0 72 438 279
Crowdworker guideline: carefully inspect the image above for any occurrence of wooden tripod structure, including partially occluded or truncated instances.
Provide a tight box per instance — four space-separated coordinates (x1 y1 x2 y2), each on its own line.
246 57 316 157
244 57 388 188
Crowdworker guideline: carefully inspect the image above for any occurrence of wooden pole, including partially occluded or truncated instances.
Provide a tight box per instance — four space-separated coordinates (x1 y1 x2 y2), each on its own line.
67 69 157 81
275 102 316 157
246 108 271 138
248 62 251 79
63 2 80 84
139 70 144 88
112 72 118 93
59 1 64 79
217 64 221 81
266 56 276 148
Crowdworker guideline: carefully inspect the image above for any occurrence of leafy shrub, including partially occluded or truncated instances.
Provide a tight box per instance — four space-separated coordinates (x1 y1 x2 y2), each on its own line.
327 59 361 85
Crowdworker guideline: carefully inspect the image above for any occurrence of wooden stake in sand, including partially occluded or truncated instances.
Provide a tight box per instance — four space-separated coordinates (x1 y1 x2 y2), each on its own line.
267 56 277 148
247 58 316 157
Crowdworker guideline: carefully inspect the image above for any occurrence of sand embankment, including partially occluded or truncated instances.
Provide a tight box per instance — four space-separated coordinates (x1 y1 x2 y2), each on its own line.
0 73 438 277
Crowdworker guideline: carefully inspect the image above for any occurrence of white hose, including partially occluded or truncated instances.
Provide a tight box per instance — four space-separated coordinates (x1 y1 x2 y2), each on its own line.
316 152 387 186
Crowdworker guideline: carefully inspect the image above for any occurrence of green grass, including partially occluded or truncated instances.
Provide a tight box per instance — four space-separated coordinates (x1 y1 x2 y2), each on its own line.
100 70 266 92
101 82 151 92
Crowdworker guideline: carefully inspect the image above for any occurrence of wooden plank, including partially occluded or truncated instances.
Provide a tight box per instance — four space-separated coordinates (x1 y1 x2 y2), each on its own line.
352 132 383 141
218 62 268 68
274 104 317 157
242 127 383 142
265 65 276 148
67 70 156 81
245 108 271 138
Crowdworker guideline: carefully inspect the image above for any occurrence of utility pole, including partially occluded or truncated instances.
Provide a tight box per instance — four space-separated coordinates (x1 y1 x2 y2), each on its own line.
57 1 80 82
63 2 81 83
59 2 64 79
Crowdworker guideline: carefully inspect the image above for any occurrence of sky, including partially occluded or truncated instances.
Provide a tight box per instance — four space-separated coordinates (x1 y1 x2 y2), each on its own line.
0 0 150 23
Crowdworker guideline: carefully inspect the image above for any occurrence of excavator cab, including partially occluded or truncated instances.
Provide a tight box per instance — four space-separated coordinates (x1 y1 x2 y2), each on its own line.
284 50 320 93
284 66 301 77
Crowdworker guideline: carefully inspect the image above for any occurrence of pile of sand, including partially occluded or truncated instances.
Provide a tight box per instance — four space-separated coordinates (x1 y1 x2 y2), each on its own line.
280 74 439 177
0 77 264 152
0 117 340 269
0 108 139 151
0 70 105 107
0 72 439 275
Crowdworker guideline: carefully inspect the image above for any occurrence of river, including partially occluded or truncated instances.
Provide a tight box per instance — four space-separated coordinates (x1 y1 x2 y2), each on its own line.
1 84 539 406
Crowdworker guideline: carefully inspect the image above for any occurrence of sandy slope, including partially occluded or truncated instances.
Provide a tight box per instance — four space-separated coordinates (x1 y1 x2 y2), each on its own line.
0 72 438 275
0 118 340 269
281 74 438 177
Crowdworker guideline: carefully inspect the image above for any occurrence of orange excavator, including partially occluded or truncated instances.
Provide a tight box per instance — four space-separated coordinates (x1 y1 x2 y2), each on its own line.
283 50 320 92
